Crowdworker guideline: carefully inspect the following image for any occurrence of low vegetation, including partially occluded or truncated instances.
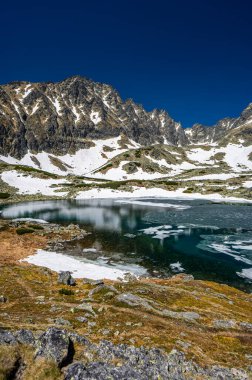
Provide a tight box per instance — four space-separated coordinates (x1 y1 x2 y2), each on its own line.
58 288 75 296
16 227 35 235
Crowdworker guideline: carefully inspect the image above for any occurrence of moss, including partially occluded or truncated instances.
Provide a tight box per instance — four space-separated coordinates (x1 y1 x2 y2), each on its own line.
28 224 44 230
183 187 194 193
49 155 70 172
0 162 59 179
103 145 115 152
0 192 10 199
59 288 75 296
16 227 34 235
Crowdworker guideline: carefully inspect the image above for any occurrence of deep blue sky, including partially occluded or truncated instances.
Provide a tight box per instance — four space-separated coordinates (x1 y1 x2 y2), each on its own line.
1 0 252 127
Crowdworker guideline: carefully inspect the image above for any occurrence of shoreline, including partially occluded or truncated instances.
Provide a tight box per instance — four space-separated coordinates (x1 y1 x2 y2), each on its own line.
1 190 252 207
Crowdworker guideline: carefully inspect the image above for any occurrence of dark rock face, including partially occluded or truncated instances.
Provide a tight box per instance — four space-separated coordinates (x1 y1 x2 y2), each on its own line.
58 271 76 286
0 327 249 379
35 327 72 367
0 76 188 159
64 340 248 380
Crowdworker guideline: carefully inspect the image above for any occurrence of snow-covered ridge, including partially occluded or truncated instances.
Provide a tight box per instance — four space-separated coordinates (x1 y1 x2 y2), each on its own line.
1 139 251 181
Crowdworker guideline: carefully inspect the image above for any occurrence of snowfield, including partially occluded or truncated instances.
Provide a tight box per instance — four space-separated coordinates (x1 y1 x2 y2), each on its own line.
1 170 67 196
0 137 133 176
75 187 252 203
0 139 252 201
187 144 252 172
0 142 252 181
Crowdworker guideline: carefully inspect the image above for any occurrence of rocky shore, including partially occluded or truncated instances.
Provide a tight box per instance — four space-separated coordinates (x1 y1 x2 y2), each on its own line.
0 219 251 379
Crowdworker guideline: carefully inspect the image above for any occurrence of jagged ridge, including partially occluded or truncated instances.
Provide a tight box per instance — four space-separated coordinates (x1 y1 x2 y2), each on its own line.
0 76 187 159
1 76 251 161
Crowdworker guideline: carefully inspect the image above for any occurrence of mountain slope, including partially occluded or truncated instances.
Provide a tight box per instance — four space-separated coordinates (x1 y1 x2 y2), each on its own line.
0 76 187 159
185 103 252 145
0 76 251 201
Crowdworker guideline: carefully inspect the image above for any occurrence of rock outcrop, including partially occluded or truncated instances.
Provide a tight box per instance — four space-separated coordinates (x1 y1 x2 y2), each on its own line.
0 327 249 379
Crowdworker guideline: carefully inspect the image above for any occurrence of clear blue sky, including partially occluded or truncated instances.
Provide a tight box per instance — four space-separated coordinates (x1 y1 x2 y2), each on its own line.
1 0 251 127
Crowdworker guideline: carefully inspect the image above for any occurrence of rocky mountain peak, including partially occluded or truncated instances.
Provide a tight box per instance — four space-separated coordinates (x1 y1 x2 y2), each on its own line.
0 76 188 158
0 76 251 159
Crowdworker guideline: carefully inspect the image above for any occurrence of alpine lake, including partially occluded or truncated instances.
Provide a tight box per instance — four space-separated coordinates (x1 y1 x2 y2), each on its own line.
1 198 252 292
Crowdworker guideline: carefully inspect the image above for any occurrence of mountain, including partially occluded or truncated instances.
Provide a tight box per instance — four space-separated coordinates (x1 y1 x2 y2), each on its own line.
0 76 188 159
185 103 252 145
0 76 251 202
0 76 251 161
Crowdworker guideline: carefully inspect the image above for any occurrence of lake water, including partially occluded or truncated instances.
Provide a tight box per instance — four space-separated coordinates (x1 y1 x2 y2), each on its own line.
1 198 252 291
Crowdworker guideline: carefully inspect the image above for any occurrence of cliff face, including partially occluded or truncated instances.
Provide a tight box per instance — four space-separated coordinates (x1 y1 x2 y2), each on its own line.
0 76 251 159
0 76 187 159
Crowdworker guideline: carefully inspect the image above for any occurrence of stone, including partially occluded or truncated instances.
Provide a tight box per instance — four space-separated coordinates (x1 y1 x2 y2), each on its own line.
35 327 71 367
240 322 252 331
101 329 110 336
15 329 35 345
76 303 96 315
83 278 104 286
214 320 237 329
0 295 7 303
88 322 96 328
58 271 76 286
64 362 87 380
55 318 71 326
88 284 118 297
0 329 17 345
115 293 152 309
75 316 88 323
181 274 194 282
68 332 90 347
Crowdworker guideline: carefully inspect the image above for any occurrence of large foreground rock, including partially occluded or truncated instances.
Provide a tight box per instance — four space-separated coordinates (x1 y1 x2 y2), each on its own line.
64 343 249 380
0 327 249 379
35 327 72 367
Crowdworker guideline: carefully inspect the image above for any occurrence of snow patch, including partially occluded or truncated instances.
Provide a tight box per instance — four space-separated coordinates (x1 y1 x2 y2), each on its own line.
170 262 185 272
236 268 252 280
12 218 49 224
90 111 101 125
116 199 190 210
22 249 147 280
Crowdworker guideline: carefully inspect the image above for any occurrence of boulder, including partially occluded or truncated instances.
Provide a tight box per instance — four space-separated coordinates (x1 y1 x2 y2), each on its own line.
54 318 71 326
64 362 140 380
88 284 118 297
58 271 76 286
15 329 35 345
83 278 104 286
115 293 152 310
213 320 236 329
0 329 17 345
35 327 72 367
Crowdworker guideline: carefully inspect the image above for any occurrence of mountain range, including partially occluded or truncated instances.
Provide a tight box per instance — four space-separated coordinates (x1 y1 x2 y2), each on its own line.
0 76 251 160
0 76 251 201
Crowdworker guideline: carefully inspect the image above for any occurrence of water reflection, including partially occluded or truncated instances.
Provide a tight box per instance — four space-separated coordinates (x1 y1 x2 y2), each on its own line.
1 198 252 291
